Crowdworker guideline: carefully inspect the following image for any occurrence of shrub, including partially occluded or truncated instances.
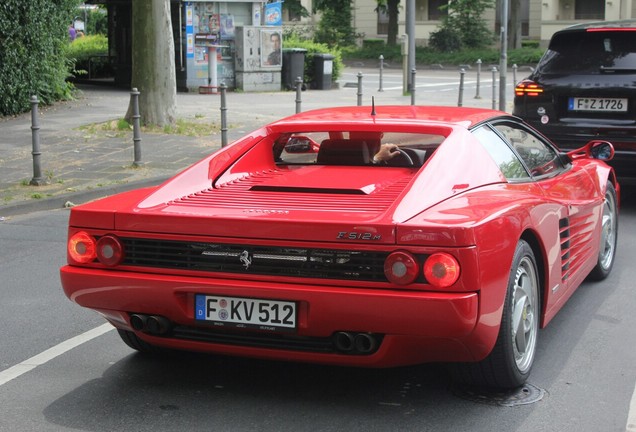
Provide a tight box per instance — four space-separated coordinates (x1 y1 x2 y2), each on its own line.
0 0 78 116
65 34 111 78
341 43 400 64
521 39 540 49
362 39 385 50
429 28 462 53
284 36 344 87
342 45 544 68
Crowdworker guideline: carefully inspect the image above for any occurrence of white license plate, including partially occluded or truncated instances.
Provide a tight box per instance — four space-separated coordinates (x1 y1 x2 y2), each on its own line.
195 294 296 331
568 97 628 112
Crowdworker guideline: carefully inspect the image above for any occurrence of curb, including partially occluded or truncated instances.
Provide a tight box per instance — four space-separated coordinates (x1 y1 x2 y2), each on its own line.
0 176 169 218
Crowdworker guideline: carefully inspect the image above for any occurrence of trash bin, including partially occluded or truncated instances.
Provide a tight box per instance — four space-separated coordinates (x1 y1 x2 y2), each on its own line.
313 53 334 90
282 48 307 90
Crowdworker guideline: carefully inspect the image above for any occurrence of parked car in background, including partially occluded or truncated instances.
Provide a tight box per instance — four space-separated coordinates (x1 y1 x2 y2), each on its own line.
513 20 636 183
60 105 619 390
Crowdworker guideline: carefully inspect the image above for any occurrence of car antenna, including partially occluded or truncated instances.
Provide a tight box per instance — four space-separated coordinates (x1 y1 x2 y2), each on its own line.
371 96 376 116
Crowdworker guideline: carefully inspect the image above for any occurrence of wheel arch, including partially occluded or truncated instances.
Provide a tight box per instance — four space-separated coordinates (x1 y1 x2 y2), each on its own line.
519 229 548 328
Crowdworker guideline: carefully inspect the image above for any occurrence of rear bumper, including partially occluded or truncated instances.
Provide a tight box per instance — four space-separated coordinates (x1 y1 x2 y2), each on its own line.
60 265 484 366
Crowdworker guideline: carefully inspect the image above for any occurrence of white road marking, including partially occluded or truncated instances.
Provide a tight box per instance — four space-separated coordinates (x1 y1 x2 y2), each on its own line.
627 382 636 431
0 323 114 387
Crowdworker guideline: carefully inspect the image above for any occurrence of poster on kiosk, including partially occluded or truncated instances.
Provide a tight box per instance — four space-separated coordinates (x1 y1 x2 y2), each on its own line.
235 25 282 91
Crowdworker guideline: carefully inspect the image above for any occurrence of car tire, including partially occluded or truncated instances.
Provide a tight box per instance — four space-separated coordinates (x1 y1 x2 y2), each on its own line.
451 240 540 389
117 329 162 353
588 182 618 281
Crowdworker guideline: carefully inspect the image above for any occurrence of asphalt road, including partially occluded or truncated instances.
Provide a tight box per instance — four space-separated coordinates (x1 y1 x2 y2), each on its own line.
1 186 635 432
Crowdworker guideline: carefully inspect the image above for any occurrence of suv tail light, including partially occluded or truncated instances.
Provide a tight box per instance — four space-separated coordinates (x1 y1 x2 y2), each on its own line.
515 80 544 97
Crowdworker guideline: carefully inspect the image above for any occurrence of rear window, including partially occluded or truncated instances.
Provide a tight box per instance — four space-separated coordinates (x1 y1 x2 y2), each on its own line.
273 131 445 167
537 30 636 74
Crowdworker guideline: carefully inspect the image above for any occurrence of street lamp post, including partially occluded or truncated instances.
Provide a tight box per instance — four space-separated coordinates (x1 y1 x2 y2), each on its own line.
499 0 509 112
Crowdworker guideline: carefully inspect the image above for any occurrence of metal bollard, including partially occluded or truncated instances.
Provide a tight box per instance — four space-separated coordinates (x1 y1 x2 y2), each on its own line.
475 59 482 99
491 67 498 110
410 68 416 105
357 72 363 106
130 88 142 166
29 95 45 186
295 76 303 114
458 68 465 107
512 64 518 88
378 55 384 92
220 83 228 147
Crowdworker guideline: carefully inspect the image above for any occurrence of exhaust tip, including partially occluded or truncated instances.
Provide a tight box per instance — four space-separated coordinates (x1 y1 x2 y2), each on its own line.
146 315 172 335
354 333 378 354
130 314 148 331
333 331 382 354
333 332 355 352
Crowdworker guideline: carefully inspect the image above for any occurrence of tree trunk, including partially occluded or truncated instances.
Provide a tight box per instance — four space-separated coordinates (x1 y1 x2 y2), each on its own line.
386 0 400 46
125 0 177 127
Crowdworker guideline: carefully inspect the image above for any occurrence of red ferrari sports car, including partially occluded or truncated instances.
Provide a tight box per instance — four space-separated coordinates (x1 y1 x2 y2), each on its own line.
60 106 619 390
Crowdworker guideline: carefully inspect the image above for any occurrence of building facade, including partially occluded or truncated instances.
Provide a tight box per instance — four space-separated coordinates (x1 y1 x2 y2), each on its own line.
348 0 636 47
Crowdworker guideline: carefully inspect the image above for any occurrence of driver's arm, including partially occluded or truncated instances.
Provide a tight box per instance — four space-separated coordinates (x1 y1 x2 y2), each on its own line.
373 143 399 163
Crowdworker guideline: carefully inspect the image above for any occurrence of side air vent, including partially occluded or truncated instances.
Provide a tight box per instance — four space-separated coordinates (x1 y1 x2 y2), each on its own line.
559 213 596 283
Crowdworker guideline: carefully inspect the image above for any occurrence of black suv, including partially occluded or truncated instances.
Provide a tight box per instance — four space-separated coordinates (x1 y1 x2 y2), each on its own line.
513 20 636 182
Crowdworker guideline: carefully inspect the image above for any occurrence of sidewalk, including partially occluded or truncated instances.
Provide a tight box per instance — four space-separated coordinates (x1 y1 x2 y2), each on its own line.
0 66 505 217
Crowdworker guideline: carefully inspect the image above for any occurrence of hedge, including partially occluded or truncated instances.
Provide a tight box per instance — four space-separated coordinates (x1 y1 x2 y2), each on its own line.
0 0 78 116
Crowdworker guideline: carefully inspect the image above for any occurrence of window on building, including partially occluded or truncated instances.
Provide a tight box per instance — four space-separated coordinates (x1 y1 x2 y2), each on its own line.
377 7 389 35
575 0 605 19
428 0 448 21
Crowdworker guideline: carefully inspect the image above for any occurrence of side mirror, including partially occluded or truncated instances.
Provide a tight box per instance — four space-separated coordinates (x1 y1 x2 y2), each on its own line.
590 141 614 161
566 140 615 162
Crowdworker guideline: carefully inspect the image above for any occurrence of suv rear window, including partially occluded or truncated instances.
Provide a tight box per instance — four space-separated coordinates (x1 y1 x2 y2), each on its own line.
537 30 636 74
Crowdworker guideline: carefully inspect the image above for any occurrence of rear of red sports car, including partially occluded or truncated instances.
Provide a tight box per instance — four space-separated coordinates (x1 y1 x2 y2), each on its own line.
60 106 618 389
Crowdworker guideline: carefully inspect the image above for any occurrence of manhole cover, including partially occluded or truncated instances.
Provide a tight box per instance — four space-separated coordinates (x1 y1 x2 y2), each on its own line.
452 383 545 407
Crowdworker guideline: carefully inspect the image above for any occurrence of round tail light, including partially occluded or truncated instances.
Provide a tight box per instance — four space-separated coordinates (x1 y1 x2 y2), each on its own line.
423 252 460 288
68 231 97 264
384 251 419 285
96 235 124 267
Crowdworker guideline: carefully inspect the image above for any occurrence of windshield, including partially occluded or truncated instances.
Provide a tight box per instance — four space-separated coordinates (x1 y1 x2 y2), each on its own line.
537 30 636 74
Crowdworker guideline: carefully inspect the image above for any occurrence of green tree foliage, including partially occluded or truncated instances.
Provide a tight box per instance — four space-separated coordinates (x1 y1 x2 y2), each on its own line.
0 0 80 116
313 0 355 47
282 0 309 19
73 6 108 35
430 0 495 51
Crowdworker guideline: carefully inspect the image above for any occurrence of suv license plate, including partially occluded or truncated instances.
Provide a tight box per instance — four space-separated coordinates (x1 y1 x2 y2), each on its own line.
568 97 628 112
195 294 296 331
